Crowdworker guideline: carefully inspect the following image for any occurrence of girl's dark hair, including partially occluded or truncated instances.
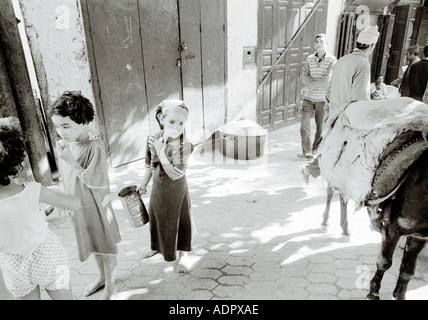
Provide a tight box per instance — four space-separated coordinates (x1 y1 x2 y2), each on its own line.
49 91 95 124
155 105 163 129
0 126 26 186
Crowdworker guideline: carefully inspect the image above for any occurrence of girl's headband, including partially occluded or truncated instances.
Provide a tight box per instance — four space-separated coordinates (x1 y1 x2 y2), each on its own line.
159 99 188 116
154 100 189 129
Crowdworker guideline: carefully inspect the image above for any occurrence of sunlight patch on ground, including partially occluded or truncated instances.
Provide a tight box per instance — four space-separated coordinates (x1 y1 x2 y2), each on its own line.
228 240 245 249
193 248 208 255
209 243 226 250
149 279 165 285
250 222 293 244
271 233 331 252
187 165 295 197
281 240 352 266
246 200 381 263
231 227 246 232
219 232 245 238
164 266 175 273
114 288 148 300
229 249 251 254
406 285 428 300
182 254 202 270
119 241 137 247
122 249 140 257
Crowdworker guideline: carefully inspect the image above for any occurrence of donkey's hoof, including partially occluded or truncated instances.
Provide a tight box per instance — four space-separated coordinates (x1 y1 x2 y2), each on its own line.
320 225 328 233
393 293 406 300
366 293 380 300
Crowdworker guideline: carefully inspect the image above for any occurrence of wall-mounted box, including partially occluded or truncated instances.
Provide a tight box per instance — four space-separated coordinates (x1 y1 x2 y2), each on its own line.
243 46 256 69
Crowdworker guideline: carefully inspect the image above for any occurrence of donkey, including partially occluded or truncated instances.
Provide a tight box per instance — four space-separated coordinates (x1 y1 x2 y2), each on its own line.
320 128 428 299
366 147 428 300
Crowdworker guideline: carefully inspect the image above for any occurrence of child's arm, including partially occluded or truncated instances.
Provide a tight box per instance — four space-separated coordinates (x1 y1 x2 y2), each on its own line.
39 185 82 211
56 141 84 176
137 136 154 194
154 137 193 181
136 168 152 195
302 59 335 91
154 138 185 180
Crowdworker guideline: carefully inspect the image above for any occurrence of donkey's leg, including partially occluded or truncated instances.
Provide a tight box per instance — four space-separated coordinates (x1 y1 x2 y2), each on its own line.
367 224 401 300
321 185 334 232
339 195 350 237
393 236 427 300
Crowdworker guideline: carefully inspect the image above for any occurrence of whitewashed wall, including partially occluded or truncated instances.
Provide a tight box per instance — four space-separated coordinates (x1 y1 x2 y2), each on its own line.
326 0 345 56
18 0 94 107
226 0 258 123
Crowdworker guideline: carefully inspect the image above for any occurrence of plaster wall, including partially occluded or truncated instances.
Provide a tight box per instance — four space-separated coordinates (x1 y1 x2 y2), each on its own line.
226 0 258 123
326 0 345 56
18 0 94 108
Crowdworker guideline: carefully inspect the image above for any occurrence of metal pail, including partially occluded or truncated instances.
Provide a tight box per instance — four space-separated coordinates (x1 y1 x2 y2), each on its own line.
118 185 149 227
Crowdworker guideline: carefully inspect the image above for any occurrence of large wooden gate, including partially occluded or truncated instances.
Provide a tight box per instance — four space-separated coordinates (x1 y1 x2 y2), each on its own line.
82 0 226 167
384 5 411 85
256 0 328 129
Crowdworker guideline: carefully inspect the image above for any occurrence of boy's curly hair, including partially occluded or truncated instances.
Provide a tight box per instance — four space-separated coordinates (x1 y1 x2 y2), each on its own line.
49 91 95 124
0 126 26 186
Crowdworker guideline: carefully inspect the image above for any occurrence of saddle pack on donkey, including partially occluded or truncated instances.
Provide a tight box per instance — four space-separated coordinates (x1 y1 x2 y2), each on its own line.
318 97 428 230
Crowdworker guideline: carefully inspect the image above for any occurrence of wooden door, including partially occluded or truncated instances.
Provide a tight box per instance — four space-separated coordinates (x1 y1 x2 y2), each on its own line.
415 6 428 51
336 13 356 59
178 0 226 142
84 0 150 167
198 0 226 137
257 0 276 127
138 0 182 135
258 0 303 128
83 0 225 167
376 14 395 80
257 0 327 129
284 0 305 125
384 5 411 85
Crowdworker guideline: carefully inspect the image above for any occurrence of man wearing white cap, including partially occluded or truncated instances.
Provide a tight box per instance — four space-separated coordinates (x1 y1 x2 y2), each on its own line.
326 25 380 117
299 26 379 184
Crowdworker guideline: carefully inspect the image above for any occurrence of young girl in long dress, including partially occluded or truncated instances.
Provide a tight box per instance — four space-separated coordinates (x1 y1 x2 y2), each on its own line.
137 99 194 274
49 91 121 299
0 124 82 300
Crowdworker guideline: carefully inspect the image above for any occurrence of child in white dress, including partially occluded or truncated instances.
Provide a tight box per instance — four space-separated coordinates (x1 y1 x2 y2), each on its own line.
0 125 82 300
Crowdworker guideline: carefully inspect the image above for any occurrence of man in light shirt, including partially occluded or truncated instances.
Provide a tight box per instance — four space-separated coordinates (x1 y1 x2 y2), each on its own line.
300 25 380 184
297 34 337 159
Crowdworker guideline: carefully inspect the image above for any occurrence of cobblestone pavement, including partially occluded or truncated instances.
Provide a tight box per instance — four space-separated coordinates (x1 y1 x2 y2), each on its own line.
1 122 428 300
